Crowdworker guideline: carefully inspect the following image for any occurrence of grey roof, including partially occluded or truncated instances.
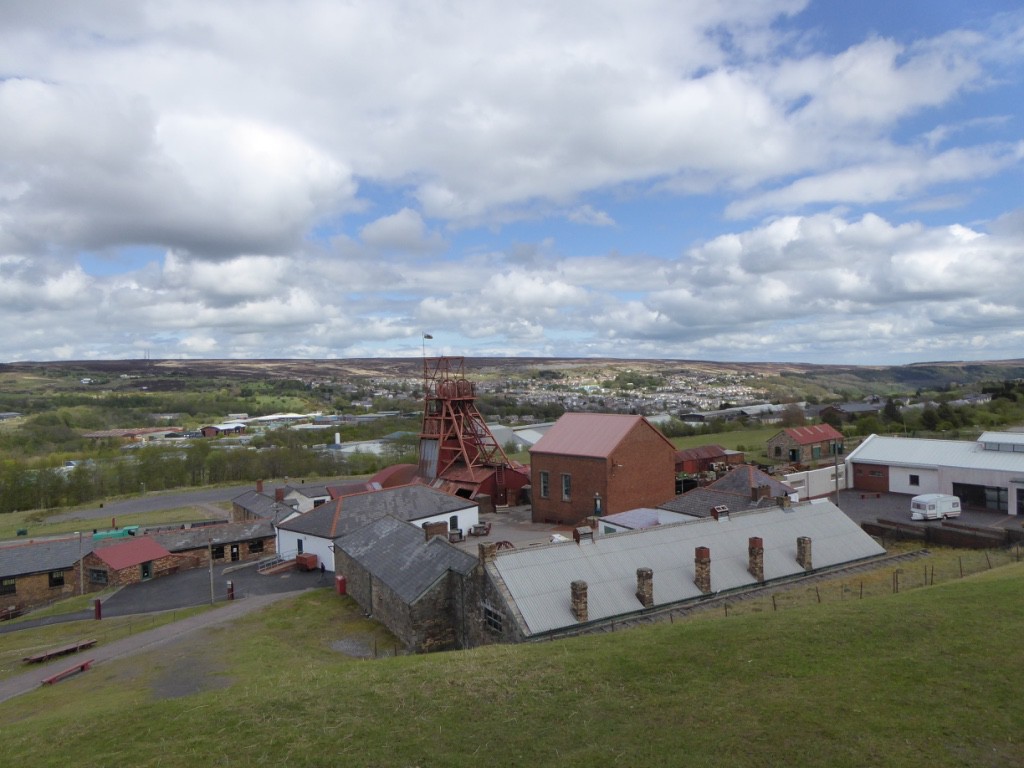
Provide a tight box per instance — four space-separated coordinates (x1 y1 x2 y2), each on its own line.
284 484 333 499
232 490 295 522
489 500 885 637
278 484 476 540
660 466 794 518
336 516 478 604
600 508 697 530
0 536 95 578
152 520 274 552
847 433 1024 472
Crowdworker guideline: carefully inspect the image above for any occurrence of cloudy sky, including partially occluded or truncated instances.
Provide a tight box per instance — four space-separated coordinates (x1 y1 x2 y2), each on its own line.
2 1 1023 364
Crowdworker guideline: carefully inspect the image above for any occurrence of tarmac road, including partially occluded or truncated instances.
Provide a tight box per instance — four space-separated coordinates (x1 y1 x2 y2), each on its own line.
46 476 357 524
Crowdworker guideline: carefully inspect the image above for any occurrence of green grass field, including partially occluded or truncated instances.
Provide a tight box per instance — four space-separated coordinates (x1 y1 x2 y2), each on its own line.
2 555 1021 767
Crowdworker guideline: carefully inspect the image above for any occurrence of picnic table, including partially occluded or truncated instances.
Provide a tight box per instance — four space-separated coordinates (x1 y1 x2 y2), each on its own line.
23 639 98 664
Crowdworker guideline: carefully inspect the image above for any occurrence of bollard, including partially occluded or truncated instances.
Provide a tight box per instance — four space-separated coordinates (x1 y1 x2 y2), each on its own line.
226 580 235 601
93 598 102 620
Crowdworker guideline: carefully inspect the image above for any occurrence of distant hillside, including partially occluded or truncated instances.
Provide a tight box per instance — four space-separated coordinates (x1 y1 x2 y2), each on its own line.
4 356 1024 398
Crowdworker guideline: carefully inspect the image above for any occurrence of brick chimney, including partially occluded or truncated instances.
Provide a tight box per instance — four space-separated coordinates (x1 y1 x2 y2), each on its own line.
797 536 812 571
275 487 285 503
694 546 711 593
751 484 771 502
571 580 588 622
256 479 264 494
711 505 729 520
478 542 497 563
776 495 792 509
748 536 764 582
635 567 654 607
424 521 448 541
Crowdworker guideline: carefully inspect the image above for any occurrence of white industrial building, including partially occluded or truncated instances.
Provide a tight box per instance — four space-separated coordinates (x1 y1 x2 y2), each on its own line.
845 431 1024 515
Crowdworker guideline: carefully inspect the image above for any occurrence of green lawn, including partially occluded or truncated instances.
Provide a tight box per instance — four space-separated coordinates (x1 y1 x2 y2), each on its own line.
2 558 1021 767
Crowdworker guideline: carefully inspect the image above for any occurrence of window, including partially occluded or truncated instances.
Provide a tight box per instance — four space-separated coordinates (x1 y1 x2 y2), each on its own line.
774 446 782 457
48 571 65 589
483 603 503 634
211 545 225 559
561 473 572 502
88 569 108 585
0 577 15 596
909 474 920 487
248 540 265 554
539 471 550 498
811 446 822 460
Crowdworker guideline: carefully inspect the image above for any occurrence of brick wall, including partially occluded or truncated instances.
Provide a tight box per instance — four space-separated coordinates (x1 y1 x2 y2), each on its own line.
531 421 676 525
82 552 185 589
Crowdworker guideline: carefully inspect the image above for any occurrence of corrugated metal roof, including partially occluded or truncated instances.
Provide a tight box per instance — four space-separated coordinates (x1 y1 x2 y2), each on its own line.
336 516 477 604
489 501 884 637
781 424 843 445
847 433 1024 471
978 431 1024 447
530 413 673 459
93 537 173 570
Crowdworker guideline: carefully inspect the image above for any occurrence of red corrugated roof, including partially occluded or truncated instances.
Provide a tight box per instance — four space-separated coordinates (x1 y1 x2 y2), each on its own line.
674 444 727 461
93 537 173 570
530 413 673 459
782 424 843 445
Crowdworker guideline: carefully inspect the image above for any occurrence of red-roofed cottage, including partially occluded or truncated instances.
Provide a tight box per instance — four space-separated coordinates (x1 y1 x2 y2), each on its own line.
82 537 179 589
529 413 677 525
766 424 844 465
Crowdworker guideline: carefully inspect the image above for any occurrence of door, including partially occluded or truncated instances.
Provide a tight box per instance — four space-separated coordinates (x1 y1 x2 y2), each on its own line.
230 544 239 562
140 561 152 580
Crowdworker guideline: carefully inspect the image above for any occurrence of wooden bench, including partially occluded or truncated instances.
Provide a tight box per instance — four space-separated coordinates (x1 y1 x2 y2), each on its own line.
0 605 22 621
23 639 98 664
41 659 94 686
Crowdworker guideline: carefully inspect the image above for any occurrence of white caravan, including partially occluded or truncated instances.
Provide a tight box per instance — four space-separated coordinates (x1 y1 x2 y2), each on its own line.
910 494 961 521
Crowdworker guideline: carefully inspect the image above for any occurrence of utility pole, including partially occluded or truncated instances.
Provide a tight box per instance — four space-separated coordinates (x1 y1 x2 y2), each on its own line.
78 531 84 596
208 539 215 605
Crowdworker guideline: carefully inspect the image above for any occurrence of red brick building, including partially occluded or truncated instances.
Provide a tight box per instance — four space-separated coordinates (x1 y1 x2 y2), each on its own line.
529 413 676 525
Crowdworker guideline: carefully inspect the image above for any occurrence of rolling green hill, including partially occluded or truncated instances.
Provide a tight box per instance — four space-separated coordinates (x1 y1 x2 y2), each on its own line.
3 560 1022 767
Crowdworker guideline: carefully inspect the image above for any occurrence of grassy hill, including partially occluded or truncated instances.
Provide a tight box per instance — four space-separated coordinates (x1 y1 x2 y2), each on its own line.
3 559 1022 767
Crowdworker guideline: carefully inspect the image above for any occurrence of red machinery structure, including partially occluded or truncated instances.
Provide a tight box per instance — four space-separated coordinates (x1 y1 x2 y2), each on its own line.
417 357 529 508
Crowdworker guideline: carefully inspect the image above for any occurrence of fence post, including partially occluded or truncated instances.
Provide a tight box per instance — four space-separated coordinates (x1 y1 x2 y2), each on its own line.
959 557 963 578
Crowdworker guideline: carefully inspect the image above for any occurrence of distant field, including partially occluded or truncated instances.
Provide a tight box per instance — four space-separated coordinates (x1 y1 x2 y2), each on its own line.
671 425 778 457
0 504 229 541
2 554 1021 766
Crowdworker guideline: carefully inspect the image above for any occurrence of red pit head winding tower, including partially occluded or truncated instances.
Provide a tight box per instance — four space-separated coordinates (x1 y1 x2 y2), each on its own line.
417 357 528 508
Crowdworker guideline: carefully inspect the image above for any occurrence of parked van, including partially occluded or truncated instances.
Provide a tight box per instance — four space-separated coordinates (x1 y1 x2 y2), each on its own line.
910 494 961 521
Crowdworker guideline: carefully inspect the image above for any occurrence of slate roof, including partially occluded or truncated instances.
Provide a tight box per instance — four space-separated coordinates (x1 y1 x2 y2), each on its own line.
92 538 173 570
335 516 478 604
152 520 274 552
277 484 476 540
530 413 674 459
231 490 295 523
674 444 727 462
0 536 95 578
488 500 885 637
659 465 795 518
284 484 333 500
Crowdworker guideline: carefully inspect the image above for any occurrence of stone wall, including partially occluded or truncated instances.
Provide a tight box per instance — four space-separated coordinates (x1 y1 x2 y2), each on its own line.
2 568 86 612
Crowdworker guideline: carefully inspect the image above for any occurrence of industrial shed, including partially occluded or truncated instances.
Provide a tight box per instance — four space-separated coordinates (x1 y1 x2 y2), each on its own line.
846 431 1024 514
474 500 885 643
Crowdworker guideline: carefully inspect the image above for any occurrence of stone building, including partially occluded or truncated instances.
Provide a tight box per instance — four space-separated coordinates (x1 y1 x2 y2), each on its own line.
0 536 92 613
529 413 677 525
333 515 478 653
766 424 844 466
82 537 179 589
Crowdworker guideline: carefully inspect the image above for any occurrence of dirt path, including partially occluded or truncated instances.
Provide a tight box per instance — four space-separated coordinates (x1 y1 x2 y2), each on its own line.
0 590 308 705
